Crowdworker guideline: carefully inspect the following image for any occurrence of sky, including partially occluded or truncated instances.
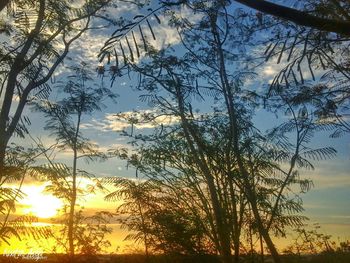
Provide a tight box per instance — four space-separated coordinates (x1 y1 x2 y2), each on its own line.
1 0 350 254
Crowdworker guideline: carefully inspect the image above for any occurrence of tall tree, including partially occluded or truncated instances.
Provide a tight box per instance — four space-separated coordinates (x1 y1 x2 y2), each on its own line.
111 2 337 262
33 64 116 258
100 1 349 135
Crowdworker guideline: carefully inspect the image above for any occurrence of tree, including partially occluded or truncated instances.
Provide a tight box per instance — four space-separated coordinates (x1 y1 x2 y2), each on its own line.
107 2 338 262
99 1 349 136
32 64 116 258
0 0 112 170
105 177 155 258
105 176 215 255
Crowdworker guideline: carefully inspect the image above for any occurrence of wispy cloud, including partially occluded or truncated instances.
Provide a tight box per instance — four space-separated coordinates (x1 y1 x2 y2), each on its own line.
303 159 350 189
82 109 179 132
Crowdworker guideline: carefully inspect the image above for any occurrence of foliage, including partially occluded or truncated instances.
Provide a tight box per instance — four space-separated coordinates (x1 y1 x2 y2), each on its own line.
0 0 114 248
284 224 337 255
0 0 113 167
49 210 114 255
0 143 54 245
105 177 214 255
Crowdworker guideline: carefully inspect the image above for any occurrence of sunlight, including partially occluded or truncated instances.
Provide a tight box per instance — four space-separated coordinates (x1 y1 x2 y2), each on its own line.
20 185 63 219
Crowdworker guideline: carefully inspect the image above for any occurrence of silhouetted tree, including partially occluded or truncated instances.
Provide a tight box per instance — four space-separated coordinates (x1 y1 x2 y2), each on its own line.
105 176 215 255
33 64 116 258
100 1 350 139
105 177 155 258
110 2 338 261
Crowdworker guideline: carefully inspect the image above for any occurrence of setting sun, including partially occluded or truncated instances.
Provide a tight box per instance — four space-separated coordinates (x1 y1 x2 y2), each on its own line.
20 185 63 219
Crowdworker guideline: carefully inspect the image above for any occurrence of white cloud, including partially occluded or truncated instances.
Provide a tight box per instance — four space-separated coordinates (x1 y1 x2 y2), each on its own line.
83 109 179 132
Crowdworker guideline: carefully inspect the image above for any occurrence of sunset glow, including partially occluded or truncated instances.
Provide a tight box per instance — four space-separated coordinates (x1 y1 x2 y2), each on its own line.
20 185 63 219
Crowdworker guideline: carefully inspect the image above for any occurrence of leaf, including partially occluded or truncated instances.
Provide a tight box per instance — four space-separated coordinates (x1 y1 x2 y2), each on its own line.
302 147 336 161
125 36 134 62
264 42 273 55
277 31 290 64
133 15 144 20
120 42 127 64
266 41 279 61
287 34 299 62
132 31 140 58
297 62 304 84
114 48 119 68
146 18 156 40
139 25 148 52
153 13 161 24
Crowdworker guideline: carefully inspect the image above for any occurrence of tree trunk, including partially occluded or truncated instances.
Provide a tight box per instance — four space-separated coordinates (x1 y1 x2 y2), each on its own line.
138 202 149 260
249 196 281 263
208 7 280 262
229 180 240 263
0 135 7 172
260 234 265 263
0 70 18 169
68 185 76 258
176 92 232 263
68 149 77 259
68 112 81 259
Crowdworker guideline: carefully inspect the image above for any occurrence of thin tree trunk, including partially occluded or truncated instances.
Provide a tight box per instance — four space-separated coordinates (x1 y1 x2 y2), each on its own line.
0 70 18 169
260 234 264 263
68 148 77 259
0 135 7 172
68 112 81 259
229 180 240 263
249 197 280 263
0 0 46 168
137 202 149 260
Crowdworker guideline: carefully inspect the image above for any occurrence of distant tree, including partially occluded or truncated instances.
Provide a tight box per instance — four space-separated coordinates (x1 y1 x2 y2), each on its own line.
32 64 116 258
105 177 155 258
284 223 336 256
105 176 214 255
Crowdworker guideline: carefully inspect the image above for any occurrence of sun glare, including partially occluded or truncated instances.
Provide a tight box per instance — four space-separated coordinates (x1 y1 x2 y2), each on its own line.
21 185 63 219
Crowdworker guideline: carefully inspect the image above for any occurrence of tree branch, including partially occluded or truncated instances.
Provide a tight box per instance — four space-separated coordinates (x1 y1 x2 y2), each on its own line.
0 0 10 12
234 0 350 36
